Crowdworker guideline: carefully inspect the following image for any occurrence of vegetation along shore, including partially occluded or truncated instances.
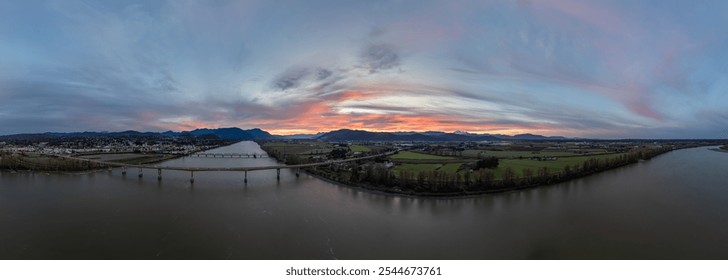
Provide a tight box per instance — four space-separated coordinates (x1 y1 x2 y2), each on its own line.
259 140 712 197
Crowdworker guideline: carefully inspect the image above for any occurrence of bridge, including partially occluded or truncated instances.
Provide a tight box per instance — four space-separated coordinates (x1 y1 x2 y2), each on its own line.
193 153 268 158
49 150 397 183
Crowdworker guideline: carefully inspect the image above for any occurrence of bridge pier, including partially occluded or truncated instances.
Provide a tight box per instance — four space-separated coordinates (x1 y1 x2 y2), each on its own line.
276 168 280 180
190 171 194 183
138 168 143 178
244 170 248 183
157 168 162 181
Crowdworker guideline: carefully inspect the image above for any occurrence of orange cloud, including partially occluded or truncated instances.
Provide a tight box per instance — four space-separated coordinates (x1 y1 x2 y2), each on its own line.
160 85 572 136
256 112 562 136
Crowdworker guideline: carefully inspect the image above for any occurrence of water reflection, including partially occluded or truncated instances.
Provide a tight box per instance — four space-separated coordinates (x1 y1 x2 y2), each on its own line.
1 144 728 259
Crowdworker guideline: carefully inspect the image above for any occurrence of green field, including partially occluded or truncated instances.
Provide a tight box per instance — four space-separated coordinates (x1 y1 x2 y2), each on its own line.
492 153 624 178
440 163 462 173
390 151 454 160
393 163 463 176
461 150 591 158
350 145 371 152
394 163 442 174
391 153 624 180
261 142 333 155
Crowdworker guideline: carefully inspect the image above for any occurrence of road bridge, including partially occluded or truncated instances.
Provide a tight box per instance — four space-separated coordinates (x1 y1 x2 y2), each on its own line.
193 153 268 158
49 150 397 183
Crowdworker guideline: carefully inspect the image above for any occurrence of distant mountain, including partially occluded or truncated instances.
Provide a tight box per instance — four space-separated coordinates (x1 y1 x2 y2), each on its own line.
316 129 504 142
496 133 569 140
317 129 403 141
1 128 567 142
1 128 278 141
280 133 324 139
247 128 275 139
174 127 276 140
512 133 550 140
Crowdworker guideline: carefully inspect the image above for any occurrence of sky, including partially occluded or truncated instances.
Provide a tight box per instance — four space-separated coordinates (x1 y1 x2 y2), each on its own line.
1 0 727 139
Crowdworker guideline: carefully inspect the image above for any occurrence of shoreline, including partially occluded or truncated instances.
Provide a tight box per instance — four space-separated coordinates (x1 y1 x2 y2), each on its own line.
304 161 634 199
0 142 235 173
305 170 540 199
291 145 692 199
1 143 705 198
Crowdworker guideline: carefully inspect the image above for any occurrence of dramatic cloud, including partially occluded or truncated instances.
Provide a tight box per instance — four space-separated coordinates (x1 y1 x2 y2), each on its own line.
271 67 311 91
1 0 727 138
360 43 401 73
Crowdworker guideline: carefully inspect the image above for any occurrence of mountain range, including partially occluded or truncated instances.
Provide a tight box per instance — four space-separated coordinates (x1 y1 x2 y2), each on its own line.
315 129 567 141
0 127 567 142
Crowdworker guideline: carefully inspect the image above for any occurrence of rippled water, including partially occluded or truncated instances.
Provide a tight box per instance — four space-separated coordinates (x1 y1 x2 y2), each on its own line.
2 142 728 259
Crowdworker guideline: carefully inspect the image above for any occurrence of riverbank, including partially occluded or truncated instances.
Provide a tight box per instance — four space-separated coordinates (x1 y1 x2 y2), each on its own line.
0 142 234 172
304 169 538 198
305 157 637 198
80 153 184 165
271 145 684 198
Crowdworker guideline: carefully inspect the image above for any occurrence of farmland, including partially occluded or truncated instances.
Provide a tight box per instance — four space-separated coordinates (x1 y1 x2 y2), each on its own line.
390 151 454 160
256 139 689 195
460 149 608 158
350 145 371 152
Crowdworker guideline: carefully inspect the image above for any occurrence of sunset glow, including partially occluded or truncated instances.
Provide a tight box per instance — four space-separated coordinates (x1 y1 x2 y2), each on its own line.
1 0 727 138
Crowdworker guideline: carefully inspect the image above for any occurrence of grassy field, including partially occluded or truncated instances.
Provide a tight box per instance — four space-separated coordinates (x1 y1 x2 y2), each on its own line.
492 153 624 178
393 163 463 177
390 153 624 180
390 151 454 160
461 150 598 158
350 145 371 152
440 163 462 173
261 142 333 155
394 163 442 174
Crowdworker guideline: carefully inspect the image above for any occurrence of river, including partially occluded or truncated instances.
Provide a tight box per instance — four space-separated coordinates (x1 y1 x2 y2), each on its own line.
2 141 728 259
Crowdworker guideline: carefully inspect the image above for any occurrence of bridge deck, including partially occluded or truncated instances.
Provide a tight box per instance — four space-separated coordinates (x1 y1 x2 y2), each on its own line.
50 151 397 172
194 153 268 158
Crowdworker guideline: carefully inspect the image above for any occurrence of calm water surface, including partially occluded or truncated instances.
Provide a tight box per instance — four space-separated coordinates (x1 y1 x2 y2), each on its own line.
2 142 728 259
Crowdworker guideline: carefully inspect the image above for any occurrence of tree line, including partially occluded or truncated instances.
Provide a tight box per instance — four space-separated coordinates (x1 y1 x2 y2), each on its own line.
0 152 108 171
329 146 675 195
259 144 676 195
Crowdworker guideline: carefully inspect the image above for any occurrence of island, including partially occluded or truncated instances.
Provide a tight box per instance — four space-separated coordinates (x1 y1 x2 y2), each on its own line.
259 138 711 196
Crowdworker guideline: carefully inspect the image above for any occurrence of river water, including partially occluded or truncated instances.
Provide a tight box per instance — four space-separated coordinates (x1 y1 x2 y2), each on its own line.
1 142 728 259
